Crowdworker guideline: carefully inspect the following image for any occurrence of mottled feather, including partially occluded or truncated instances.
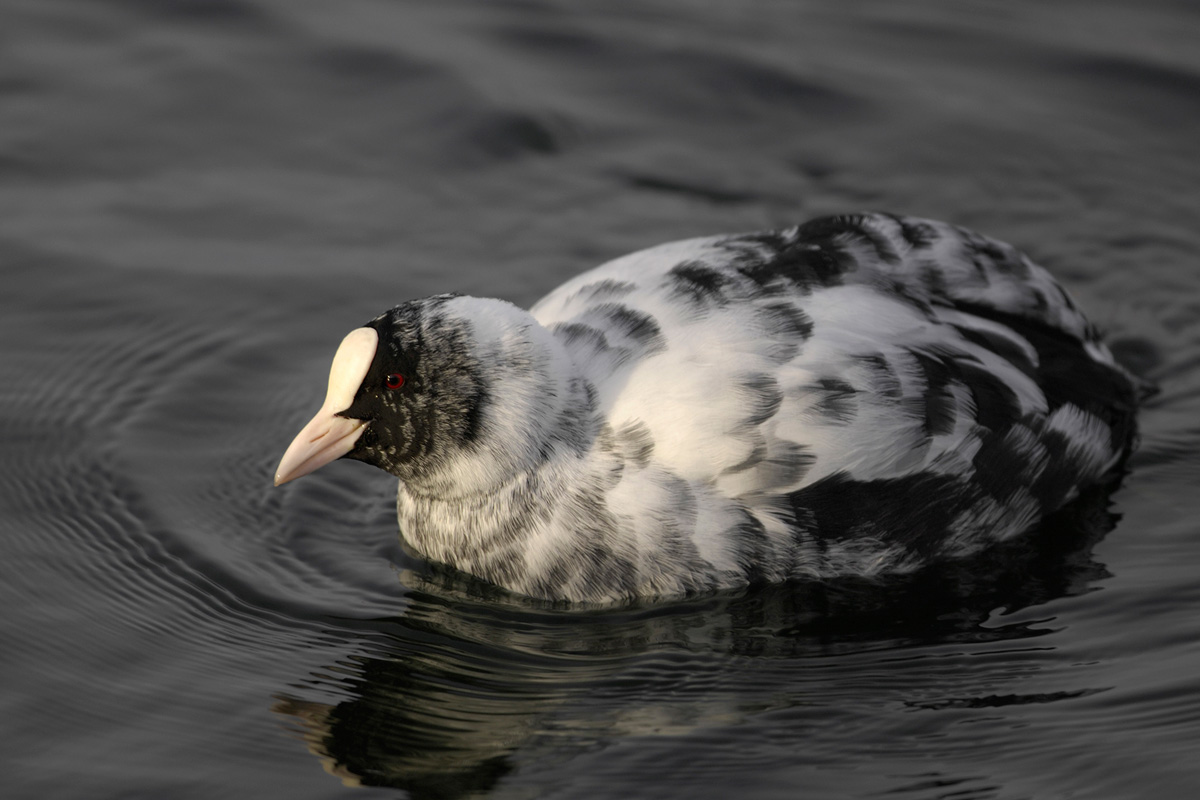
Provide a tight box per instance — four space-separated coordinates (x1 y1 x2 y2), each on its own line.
283 213 1143 604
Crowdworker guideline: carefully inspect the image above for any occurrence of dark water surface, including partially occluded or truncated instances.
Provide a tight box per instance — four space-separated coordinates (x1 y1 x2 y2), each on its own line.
4 1 1200 798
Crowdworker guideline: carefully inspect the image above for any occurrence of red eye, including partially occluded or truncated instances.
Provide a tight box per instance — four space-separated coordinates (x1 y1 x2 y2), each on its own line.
385 373 405 389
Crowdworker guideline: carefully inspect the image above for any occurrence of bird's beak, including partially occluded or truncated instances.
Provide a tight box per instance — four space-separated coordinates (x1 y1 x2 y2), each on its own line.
275 327 379 486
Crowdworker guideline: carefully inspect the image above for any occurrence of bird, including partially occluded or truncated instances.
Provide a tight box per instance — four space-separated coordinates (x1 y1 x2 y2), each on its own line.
275 213 1143 604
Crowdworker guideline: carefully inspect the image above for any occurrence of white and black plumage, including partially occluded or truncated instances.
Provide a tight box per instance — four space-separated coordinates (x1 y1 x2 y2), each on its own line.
276 213 1142 604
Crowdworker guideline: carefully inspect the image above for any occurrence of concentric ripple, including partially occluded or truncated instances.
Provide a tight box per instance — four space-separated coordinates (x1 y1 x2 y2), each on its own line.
4 1 1200 799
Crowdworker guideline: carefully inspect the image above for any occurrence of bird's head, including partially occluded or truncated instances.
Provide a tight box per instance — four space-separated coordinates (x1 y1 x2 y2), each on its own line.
275 294 574 495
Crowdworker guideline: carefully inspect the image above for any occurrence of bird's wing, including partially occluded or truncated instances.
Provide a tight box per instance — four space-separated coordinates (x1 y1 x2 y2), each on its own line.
531 214 1132 508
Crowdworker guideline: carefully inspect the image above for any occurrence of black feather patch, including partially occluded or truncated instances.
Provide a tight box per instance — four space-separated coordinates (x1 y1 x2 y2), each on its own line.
760 440 816 489
724 227 850 291
810 377 858 425
551 322 611 356
885 213 940 248
953 302 1138 448
759 301 814 341
950 325 1038 379
953 357 1022 432
909 350 959 437
667 262 731 306
789 471 981 559
737 374 784 428
583 303 667 357
956 227 1031 279
614 420 655 468
797 214 903 265
858 354 902 399
730 509 771 584
969 425 1042 504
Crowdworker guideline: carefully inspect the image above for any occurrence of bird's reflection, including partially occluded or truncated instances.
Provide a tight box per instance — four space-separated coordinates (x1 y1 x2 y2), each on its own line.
273 480 1121 797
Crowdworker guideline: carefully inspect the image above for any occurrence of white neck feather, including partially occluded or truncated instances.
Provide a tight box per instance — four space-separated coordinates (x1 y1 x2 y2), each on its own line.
407 296 587 499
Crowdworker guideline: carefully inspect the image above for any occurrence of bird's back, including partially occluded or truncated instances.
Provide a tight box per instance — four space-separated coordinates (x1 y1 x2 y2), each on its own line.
532 213 1140 575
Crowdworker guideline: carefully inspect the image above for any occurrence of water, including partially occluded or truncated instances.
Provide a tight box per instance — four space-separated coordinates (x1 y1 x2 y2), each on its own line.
3 1 1199 797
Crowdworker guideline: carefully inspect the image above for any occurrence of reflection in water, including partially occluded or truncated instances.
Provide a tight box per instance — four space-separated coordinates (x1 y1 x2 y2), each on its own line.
3 0 1197 797
274 480 1121 797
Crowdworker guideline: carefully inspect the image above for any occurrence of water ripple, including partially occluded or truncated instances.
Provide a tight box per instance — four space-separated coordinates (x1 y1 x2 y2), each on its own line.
4 2 1200 798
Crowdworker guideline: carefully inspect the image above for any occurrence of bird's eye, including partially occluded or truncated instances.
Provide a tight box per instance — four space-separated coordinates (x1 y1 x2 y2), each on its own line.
385 373 405 390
